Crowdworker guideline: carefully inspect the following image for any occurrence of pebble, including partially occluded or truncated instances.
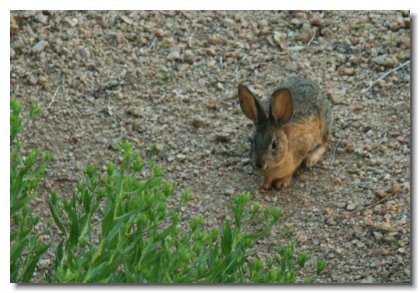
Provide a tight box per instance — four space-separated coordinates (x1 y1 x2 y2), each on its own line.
64 17 78 27
377 222 392 232
183 49 196 63
79 47 91 59
176 153 186 161
341 67 355 76
224 187 235 196
376 189 387 198
167 50 180 61
28 74 38 85
212 132 231 143
371 55 398 67
273 31 287 49
346 201 356 211
223 18 235 27
373 231 383 241
120 15 134 25
35 14 48 24
401 181 410 192
11 37 25 49
391 183 401 194
353 104 362 112
311 18 324 27
32 40 48 53
216 82 224 90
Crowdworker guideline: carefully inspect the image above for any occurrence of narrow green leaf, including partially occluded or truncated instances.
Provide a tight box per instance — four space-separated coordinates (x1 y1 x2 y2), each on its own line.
22 244 48 283
316 260 326 275
48 193 66 234
221 220 232 257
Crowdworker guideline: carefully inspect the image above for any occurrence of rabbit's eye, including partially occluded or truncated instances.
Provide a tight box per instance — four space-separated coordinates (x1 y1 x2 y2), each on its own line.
271 140 278 150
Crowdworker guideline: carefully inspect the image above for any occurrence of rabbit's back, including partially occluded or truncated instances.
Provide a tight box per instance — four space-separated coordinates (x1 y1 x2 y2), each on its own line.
279 78 332 134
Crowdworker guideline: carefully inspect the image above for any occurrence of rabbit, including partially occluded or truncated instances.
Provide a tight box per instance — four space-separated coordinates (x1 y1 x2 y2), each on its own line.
238 77 332 191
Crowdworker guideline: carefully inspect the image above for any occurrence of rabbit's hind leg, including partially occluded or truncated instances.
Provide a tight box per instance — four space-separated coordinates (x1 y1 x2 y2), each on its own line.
304 144 327 168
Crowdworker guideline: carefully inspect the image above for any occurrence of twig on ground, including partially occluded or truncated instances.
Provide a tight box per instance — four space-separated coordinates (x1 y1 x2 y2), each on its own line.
219 56 224 71
307 31 317 46
377 130 388 145
48 81 62 109
355 196 389 213
362 60 410 93
335 161 350 177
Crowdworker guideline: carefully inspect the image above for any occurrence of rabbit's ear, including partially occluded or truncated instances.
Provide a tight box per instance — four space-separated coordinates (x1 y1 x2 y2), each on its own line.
238 85 266 125
270 88 293 124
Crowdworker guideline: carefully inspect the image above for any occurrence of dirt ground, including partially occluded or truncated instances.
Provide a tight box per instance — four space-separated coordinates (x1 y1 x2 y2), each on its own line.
10 10 411 283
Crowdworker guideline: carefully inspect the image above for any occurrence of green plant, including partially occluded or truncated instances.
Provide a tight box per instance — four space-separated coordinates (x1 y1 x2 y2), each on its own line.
159 70 173 82
10 98 51 283
48 143 324 283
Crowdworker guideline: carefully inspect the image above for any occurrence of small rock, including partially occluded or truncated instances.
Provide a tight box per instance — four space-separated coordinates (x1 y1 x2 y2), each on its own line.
223 18 235 27
38 76 48 87
28 74 38 85
341 67 355 76
191 118 209 128
273 31 287 49
373 231 383 241
241 158 250 165
298 234 308 244
212 132 231 143
352 104 362 112
376 189 387 198
377 222 392 232
120 15 133 25
401 181 410 192
346 201 356 211
64 17 78 27
167 155 175 162
311 18 324 27
224 188 235 196
176 153 186 162
183 49 196 63
329 93 346 105
372 55 398 67
290 17 302 26
79 47 91 59
32 40 48 53
335 178 342 185
337 202 347 208
216 82 224 91
167 50 180 61
11 37 25 49
391 183 401 194
323 207 333 215
35 14 48 24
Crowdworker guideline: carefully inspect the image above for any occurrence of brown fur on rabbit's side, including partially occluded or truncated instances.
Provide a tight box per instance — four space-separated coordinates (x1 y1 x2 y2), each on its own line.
238 78 332 191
